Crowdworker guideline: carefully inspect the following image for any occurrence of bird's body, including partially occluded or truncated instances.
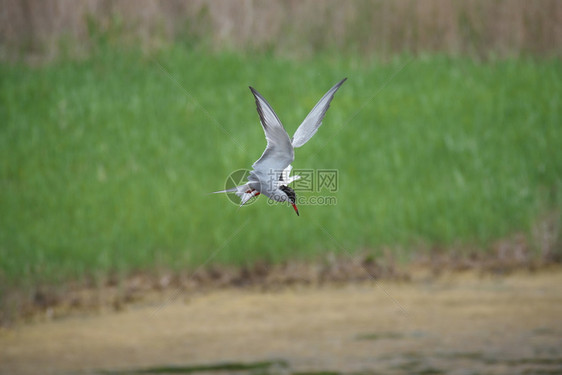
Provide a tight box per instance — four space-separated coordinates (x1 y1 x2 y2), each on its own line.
215 78 347 215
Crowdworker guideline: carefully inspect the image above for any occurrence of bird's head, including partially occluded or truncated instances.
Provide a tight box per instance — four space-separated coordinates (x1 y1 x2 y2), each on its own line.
279 185 299 216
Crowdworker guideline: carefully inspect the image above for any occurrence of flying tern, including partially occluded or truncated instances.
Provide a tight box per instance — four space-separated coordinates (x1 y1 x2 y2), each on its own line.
214 78 347 216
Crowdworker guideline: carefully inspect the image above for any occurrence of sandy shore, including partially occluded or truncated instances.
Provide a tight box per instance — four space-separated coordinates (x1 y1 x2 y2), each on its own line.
1 270 561 375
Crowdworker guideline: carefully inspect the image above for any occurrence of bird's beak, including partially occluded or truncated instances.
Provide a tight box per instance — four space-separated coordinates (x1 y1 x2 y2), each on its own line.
291 203 299 216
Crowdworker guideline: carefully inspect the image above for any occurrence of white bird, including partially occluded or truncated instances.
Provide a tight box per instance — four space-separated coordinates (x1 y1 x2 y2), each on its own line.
214 78 347 216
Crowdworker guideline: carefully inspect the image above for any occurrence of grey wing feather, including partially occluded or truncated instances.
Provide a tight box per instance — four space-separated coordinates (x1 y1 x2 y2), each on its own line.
291 78 347 148
249 87 294 178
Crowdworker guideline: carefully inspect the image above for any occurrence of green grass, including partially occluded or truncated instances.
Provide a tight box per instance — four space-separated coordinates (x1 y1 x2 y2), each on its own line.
1 47 561 288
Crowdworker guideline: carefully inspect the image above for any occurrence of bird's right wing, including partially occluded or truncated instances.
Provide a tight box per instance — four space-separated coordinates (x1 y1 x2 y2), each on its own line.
249 87 295 178
291 78 347 148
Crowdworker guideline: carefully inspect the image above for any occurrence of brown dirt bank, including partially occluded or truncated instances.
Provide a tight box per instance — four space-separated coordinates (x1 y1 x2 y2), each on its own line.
4 248 560 326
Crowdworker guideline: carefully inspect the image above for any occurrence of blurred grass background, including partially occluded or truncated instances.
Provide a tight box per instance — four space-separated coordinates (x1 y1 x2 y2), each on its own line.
1 1 561 316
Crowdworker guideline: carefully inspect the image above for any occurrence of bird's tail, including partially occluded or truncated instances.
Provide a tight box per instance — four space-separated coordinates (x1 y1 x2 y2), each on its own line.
212 186 241 194
213 184 257 207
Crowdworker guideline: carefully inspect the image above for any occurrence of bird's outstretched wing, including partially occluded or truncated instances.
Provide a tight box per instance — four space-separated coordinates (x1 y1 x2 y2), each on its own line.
249 87 295 179
291 78 347 148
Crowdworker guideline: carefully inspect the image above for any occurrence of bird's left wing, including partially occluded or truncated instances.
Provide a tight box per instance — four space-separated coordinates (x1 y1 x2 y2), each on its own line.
291 78 347 148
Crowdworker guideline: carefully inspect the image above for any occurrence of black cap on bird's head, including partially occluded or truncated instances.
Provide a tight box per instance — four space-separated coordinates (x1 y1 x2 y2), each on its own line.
279 185 299 216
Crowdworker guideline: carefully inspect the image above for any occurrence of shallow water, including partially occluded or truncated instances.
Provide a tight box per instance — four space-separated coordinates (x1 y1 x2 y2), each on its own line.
1 270 561 375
